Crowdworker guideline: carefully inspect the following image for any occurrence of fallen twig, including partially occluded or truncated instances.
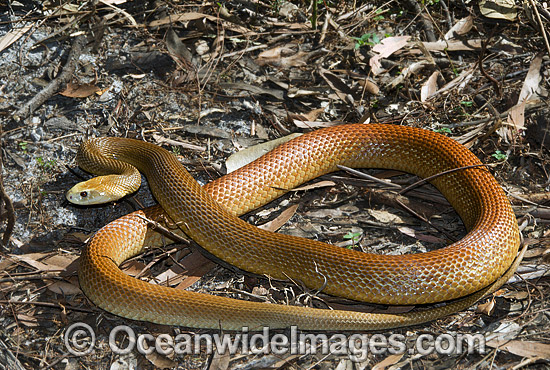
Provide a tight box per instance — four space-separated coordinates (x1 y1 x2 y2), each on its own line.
13 35 87 121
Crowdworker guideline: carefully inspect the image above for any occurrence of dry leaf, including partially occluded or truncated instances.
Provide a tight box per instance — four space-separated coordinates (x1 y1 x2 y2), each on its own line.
485 322 521 342
476 298 495 315
479 0 517 21
47 281 82 295
287 107 325 123
275 51 310 68
145 351 177 369
372 353 404 370
304 208 349 218
507 100 526 131
59 82 100 98
225 133 301 173
357 78 380 95
444 16 473 40
175 252 215 290
0 256 16 271
397 226 446 243
10 253 56 272
43 254 79 270
258 204 299 232
0 25 32 53
99 0 137 26
219 82 284 100
149 12 251 34
17 314 39 328
368 209 404 224
508 264 550 283
424 66 475 98
121 260 149 277
421 71 439 102
518 53 543 103
292 120 342 128
256 46 302 67
486 340 550 358
209 351 230 370
292 180 335 191
419 39 482 52
319 68 356 102
389 60 431 88
369 36 411 75
152 265 184 287
165 28 195 69
500 290 529 300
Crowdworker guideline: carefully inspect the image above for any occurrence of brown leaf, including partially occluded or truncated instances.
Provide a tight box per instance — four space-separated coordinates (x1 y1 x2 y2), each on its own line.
486 340 550 358
145 351 177 369
500 290 529 300
120 260 149 277
288 107 326 122
16 314 39 327
369 36 411 75
175 252 216 290
43 254 79 270
479 0 517 21
258 204 299 232
397 226 446 244
256 45 296 66
0 25 32 53
47 280 82 295
292 120 342 128
292 180 335 192
368 209 404 224
357 78 380 95
319 67 356 102
420 39 482 52
165 27 196 73
420 71 439 102
518 53 543 103
507 100 526 131
149 12 251 35
208 351 230 370
59 82 100 98
225 133 301 173
477 298 495 315
10 253 55 272
0 256 16 271
372 354 404 370
444 16 473 40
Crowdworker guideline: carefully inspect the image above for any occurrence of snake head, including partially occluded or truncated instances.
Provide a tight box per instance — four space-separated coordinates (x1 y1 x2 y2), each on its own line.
66 175 133 205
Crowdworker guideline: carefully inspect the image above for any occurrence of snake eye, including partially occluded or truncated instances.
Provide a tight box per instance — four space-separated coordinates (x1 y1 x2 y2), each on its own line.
80 191 88 198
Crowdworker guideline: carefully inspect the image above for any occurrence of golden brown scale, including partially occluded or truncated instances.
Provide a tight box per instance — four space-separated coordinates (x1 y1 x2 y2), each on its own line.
74 124 521 330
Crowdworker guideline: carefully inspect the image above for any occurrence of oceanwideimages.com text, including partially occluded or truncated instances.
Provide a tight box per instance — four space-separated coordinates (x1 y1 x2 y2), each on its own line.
65 323 486 361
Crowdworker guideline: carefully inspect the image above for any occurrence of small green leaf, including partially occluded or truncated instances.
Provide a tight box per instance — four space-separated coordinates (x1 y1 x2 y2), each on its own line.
343 231 362 241
491 150 507 161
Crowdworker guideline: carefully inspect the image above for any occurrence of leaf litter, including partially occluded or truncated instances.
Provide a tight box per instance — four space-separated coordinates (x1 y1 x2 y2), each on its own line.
0 1 549 369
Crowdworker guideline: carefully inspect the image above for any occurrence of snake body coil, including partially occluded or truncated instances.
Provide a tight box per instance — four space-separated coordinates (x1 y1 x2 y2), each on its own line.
69 124 520 330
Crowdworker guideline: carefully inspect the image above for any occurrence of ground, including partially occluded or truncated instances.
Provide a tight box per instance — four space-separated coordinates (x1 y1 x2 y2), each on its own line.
0 1 550 369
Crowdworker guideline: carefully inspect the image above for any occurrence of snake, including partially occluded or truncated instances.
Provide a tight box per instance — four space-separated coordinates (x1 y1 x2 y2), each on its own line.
67 124 522 330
